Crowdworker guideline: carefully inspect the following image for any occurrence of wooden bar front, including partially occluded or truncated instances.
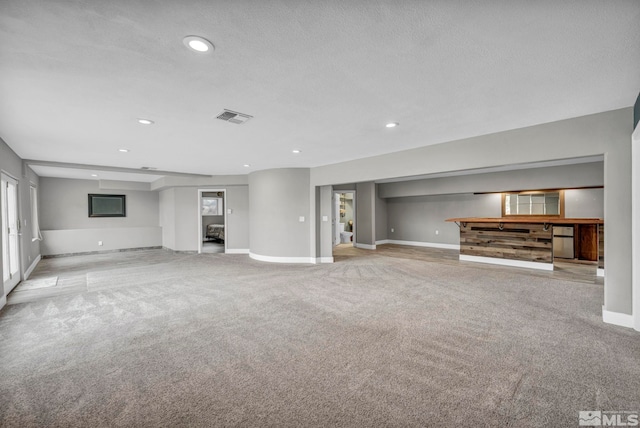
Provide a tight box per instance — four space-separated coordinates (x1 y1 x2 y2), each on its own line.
446 217 604 266
458 222 553 263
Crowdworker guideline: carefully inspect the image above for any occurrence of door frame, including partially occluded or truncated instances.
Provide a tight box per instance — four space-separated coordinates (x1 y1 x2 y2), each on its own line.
333 190 356 248
197 188 228 254
1 172 21 294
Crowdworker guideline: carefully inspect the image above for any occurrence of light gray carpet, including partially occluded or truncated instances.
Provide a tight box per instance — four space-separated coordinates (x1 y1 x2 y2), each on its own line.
0 250 638 427
12 277 58 291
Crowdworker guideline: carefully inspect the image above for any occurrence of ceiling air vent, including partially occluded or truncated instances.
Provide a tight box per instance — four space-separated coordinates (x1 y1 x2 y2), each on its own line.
216 109 253 125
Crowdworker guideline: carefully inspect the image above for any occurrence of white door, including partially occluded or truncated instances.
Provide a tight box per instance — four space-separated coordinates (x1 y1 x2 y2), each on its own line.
2 174 20 294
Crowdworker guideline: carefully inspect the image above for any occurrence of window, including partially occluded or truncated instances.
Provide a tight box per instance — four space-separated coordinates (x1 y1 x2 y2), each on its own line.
30 185 42 241
202 197 223 216
502 190 564 217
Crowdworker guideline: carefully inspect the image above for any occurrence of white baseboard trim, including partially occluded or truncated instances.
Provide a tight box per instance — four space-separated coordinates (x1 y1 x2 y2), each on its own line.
225 248 249 254
24 254 41 280
597 268 605 277
0 294 6 311
377 239 460 250
354 243 376 250
602 306 634 329
460 254 554 271
316 257 334 263
249 252 314 264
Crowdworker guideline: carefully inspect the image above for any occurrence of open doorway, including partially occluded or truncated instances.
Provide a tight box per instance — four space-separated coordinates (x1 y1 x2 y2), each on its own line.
333 191 356 248
198 189 227 254
2 173 21 294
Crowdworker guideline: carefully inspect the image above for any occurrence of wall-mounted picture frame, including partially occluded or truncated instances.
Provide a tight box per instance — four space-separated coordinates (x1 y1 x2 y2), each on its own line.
88 194 126 217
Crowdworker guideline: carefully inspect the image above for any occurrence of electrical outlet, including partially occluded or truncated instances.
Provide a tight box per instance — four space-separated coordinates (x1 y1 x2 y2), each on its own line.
98 241 103 246
391 228 394 233
299 216 305 222
322 215 328 222
435 230 439 235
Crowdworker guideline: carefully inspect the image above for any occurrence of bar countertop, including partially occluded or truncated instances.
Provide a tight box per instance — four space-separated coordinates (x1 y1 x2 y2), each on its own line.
445 217 604 224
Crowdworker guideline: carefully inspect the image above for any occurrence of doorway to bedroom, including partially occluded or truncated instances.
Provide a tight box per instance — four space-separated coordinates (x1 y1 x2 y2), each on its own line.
198 189 227 254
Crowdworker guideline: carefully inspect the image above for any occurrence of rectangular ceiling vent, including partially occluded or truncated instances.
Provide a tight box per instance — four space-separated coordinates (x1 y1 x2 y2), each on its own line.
216 109 253 125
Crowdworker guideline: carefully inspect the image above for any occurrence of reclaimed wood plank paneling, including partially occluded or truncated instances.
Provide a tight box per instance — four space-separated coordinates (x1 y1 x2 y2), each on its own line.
459 222 553 263
598 225 604 269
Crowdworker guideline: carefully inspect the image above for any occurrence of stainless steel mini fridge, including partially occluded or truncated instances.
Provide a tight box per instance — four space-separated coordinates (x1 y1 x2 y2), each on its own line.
553 226 574 259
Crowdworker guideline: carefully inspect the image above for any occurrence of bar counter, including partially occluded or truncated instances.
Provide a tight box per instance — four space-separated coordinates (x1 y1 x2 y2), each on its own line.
445 217 604 271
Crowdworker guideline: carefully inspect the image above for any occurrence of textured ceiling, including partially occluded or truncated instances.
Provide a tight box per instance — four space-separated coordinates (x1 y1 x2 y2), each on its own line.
1 1 639 178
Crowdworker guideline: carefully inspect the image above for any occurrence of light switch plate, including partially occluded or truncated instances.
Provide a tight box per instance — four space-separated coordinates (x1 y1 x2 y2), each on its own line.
322 216 328 222
299 216 305 222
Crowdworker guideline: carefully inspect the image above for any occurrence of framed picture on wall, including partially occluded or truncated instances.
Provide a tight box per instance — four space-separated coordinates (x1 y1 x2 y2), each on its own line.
88 194 126 217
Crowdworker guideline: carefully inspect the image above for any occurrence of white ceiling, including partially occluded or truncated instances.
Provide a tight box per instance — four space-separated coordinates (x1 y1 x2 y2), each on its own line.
1 1 639 180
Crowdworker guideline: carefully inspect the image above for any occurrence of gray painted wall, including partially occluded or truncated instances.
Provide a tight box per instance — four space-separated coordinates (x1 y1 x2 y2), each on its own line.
249 169 310 258
39 178 161 255
386 193 502 245
375 185 388 241
355 182 375 246
40 178 159 230
564 188 604 218
226 186 250 250
159 188 175 249
310 108 632 315
315 185 333 260
378 162 603 198
0 137 40 306
161 186 249 252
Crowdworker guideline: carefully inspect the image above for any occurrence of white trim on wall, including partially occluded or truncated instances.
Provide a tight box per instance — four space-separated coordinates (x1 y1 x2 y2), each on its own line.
597 268 605 278
24 254 41 280
225 248 249 254
249 252 315 264
354 243 376 250
376 239 460 250
317 257 334 263
460 254 554 271
602 306 634 329
0 294 6 311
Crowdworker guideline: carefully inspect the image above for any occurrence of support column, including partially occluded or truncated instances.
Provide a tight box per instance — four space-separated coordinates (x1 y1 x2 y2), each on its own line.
355 182 376 250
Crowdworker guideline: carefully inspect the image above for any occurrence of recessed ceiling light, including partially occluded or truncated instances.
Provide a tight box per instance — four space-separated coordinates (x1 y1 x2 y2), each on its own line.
243 164 251 168
118 149 130 153
183 36 214 53
292 149 301 154
386 122 399 128
137 118 154 125
91 174 98 177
